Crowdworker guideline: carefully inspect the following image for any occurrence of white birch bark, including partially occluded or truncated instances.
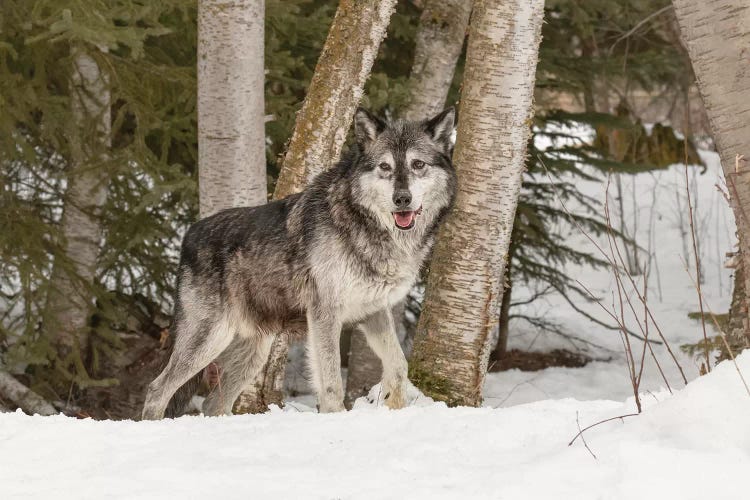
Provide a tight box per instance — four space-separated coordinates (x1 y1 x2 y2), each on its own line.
197 0 268 413
404 0 473 120
345 0 472 404
45 47 110 357
236 0 398 413
410 0 545 407
198 0 267 218
672 0 750 351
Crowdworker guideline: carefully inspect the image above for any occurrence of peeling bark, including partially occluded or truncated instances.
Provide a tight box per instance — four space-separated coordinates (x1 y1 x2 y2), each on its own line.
409 0 545 407
240 0 398 413
45 47 110 361
672 0 750 355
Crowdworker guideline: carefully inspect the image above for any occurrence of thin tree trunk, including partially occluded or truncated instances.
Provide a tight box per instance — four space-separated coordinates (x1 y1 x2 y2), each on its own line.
403 0 473 120
344 0 471 405
45 47 110 369
197 0 266 219
409 0 545 407
243 0 398 413
196 0 268 413
672 0 750 354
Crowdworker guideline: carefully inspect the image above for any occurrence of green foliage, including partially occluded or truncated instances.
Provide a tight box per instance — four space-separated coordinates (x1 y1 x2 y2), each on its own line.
0 0 706 388
0 1 197 381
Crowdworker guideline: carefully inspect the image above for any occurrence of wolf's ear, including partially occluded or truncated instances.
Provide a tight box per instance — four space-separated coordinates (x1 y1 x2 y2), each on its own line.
354 107 386 149
424 107 455 152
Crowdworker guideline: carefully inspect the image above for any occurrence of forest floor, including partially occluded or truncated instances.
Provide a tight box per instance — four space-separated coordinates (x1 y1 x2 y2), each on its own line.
3 151 748 499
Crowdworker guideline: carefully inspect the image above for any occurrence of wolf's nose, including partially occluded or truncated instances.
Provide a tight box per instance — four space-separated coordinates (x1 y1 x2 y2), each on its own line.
393 190 412 210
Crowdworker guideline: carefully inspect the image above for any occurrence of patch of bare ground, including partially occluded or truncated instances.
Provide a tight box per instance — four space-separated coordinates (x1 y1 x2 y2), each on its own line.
490 349 592 372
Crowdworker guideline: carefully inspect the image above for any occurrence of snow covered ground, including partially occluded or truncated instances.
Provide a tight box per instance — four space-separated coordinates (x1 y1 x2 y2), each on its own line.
2 353 748 499
2 150 747 499
485 149 736 408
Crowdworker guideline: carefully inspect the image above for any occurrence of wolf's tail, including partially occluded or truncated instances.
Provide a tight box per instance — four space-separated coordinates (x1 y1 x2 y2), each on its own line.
164 372 202 418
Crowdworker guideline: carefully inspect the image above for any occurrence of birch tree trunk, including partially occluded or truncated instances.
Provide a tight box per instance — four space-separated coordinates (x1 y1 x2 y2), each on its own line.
197 0 267 219
344 0 472 406
403 0 473 120
409 0 545 407
235 0 398 413
196 0 268 413
672 0 750 354
45 47 110 366
272 0 397 195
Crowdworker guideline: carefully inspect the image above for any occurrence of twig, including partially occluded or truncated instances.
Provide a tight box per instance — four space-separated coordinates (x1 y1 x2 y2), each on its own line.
608 5 673 55
683 110 711 372
553 283 659 343
604 182 641 413
576 411 597 460
604 179 641 412
604 179 672 394
568 413 639 446
678 255 750 397
540 156 687 385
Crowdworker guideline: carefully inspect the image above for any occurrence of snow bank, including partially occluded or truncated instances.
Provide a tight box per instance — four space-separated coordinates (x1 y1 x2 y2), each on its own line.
2 353 748 499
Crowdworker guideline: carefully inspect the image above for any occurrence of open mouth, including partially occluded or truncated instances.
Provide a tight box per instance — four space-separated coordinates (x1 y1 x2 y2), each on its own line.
392 206 423 230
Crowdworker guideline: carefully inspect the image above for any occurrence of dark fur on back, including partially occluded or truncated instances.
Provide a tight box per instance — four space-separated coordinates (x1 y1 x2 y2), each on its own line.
143 108 457 419
178 142 455 334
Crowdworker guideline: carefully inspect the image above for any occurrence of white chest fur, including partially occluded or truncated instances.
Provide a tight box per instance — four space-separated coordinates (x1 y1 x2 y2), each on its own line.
309 235 423 323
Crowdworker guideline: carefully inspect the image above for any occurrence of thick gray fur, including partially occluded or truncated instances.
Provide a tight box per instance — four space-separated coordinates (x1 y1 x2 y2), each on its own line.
142 108 457 419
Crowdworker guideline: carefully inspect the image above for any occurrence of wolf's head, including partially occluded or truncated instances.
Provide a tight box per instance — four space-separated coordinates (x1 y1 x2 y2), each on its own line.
350 108 457 233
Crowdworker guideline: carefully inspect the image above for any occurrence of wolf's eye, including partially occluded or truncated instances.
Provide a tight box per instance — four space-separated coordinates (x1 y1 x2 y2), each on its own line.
412 159 426 170
379 162 392 172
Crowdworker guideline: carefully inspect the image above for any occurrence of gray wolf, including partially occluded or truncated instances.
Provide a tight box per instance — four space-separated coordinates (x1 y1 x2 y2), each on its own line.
142 107 457 419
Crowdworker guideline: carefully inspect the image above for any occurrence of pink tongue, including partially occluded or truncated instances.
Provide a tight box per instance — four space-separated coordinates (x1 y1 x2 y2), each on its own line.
394 211 415 228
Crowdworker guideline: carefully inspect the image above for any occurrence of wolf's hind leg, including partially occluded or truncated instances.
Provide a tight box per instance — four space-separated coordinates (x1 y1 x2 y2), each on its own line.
202 334 275 416
358 308 408 409
142 317 233 420
307 306 345 413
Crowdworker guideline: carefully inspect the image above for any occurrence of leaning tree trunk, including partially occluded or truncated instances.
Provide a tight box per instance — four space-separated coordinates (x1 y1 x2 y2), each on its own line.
272 0 397 195
0 371 57 416
409 0 545 407
344 0 473 406
672 0 750 357
196 0 268 413
45 47 110 374
236 0 398 413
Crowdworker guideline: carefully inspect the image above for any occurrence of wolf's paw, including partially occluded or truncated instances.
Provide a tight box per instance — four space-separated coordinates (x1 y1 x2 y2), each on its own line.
383 376 407 410
318 389 346 413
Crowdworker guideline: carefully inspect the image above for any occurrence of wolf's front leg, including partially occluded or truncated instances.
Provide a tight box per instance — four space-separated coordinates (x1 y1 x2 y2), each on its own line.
359 308 408 409
307 305 346 413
